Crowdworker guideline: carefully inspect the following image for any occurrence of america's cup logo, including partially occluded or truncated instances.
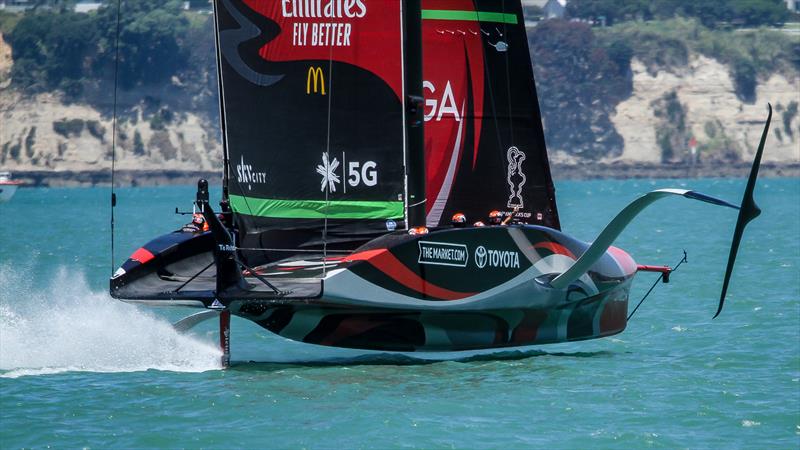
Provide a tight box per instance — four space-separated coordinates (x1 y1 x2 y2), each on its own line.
507 146 527 208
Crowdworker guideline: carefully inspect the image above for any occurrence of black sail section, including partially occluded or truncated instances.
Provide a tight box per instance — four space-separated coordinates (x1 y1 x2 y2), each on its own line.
421 0 560 229
215 0 407 265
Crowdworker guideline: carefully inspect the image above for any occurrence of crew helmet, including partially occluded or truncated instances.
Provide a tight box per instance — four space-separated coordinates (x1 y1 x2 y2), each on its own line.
451 212 467 227
192 214 205 226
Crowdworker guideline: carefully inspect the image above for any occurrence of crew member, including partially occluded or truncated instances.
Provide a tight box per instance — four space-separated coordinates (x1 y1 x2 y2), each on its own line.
488 210 503 226
408 226 429 235
182 213 209 233
451 213 467 228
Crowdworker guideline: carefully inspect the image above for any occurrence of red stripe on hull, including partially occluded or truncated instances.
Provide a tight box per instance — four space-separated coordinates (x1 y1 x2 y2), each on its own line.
131 248 155 264
608 246 637 276
534 242 576 259
348 248 475 300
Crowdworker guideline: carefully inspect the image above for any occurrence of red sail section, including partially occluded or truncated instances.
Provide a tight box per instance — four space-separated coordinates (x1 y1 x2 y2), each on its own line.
242 0 403 99
421 0 484 224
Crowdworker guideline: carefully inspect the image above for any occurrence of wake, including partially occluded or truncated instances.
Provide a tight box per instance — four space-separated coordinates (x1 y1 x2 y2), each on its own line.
0 265 221 378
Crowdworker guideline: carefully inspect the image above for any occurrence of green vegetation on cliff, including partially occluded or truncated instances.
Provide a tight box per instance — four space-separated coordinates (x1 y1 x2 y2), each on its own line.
598 18 800 102
1 2 797 163
4 0 214 106
528 20 631 158
566 0 792 28
529 16 797 159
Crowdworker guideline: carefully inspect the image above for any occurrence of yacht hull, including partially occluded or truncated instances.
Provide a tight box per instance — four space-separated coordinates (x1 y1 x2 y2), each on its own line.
111 225 636 352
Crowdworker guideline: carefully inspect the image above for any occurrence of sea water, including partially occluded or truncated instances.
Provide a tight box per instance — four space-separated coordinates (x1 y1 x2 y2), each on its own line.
0 178 798 448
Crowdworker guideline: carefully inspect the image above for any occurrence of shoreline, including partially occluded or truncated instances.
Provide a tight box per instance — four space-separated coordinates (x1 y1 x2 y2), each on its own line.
550 161 800 180
6 162 800 187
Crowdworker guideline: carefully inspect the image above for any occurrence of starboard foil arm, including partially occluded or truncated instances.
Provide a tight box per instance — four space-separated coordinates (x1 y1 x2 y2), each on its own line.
551 106 772 319
549 189 737 290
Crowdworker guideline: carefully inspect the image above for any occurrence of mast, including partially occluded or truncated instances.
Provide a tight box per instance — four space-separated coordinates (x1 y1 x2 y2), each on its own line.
212 0 231 203
403 0 426 228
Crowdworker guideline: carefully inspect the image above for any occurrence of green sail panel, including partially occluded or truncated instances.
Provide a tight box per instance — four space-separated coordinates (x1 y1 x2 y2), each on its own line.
230 195 404 220
420 10 518 24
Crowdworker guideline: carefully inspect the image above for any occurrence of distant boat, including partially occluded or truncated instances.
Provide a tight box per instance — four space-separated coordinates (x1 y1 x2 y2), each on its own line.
0 171 22 203
109 0 770 366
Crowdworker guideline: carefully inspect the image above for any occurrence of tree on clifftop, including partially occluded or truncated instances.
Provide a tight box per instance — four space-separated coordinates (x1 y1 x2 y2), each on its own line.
529 20 630 158
567 0 789 28
6 11 96 96
93 0 190 89
7 0 190 96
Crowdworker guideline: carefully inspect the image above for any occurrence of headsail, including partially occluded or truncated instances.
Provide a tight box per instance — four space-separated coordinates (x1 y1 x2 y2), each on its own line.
421 0 560 229
215 0 409 264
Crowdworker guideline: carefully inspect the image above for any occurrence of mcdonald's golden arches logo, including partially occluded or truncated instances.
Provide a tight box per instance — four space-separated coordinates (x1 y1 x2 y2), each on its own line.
306 66 326 95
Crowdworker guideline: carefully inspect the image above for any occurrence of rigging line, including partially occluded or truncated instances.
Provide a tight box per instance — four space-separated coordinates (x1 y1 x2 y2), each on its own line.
322 25 335 275
470 0 505 166
211 0 256 221
210 1 259 276
627 251 688 321
209 1 254 226
236 247 353 253
407 198 427 208
236 255 283 294
110 0 122 277
502 0 514 142
212 0 230 200
174 261 216 293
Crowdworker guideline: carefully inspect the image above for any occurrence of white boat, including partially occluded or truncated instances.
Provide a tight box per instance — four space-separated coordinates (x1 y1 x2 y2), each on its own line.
0 171 22 203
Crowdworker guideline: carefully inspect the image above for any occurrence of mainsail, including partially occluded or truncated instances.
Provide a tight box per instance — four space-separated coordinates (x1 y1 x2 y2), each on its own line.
215 0 409 264
213 0 559 265
421 0 559 229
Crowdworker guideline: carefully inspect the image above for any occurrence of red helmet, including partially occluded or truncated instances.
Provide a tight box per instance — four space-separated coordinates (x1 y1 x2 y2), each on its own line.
408 226 429 235
192 214 205 226
488 210 503 225
451 213 467 227
473 221 486 227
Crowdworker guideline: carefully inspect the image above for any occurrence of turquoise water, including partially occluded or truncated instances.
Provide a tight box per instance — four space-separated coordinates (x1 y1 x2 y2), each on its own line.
1 178 798 448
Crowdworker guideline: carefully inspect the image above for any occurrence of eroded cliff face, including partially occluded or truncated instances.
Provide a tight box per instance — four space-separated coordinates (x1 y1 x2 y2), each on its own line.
611 56 800 163
1 37 798 173
0 29 220 173
0 91 221 172
0 33 11 87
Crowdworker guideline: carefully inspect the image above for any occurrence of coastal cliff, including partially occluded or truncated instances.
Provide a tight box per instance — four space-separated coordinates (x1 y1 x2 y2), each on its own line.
1 15 798 185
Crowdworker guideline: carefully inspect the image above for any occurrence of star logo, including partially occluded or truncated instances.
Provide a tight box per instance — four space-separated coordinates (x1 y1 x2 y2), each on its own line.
316 152 341 193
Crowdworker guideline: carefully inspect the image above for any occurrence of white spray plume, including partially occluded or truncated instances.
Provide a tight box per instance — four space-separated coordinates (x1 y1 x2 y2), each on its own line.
0 265 221 378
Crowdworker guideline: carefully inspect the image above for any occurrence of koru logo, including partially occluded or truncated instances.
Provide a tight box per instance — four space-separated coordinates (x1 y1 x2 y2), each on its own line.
475 246 488 268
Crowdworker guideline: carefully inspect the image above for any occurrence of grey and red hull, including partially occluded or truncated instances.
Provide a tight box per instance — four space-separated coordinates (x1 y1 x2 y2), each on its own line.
111 225 636 352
